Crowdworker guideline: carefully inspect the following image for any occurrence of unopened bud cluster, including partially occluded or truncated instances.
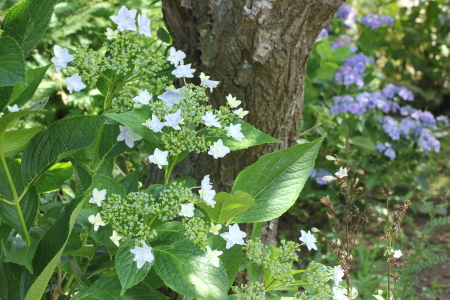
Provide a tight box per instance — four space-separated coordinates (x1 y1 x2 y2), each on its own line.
245 238 298 284
182 217 209 250
231 282 266 300
297 261 333 299
157 181 197 221
101 192 157 242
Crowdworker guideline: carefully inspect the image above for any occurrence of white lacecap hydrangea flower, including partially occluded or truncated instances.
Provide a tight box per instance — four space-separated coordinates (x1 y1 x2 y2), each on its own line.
171 63 195 78
66 73 86 93
132 90 152 105
88 213 106 231
51 45 74 72
7 105 20 113
164 109 183 130
137 14 151 37
130 241 154 269
179 203 195 218
167 47 186 66
333 265 344 286
111 6 137 32
208 139 230 159
89 188 107 207
205 246 223 267
117 126 143 148
299 230 317 251
220 224 246 249
226 94 241 108
158 87 186 107
110 230 123 247
199 175 216 207
148 148 169 169
202 111 221 128
142 114 165 133
225 123 245 141
335 167 349 178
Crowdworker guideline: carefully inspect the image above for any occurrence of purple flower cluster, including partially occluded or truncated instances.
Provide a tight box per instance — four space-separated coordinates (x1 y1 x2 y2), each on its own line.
317 27 329 39
334 53 373 88
376 142 396 160
331 35 357 52
361 13 395 29
335 3 356 28
330 91 401 115
310 169 331 185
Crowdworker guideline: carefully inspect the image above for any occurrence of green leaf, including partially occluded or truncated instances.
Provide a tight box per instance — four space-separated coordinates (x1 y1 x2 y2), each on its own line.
197 191 255 224
153 240 229 300
0 158 38 236
2 127 43 157
71 160 93 196
35 162 73 193
350 135 376 151
99 124 129 159
0 245 27 300
9 65 50 107
28 97 49 111
157 27 171 44
0 37 26 87
63 245 97 258
202 119 279 151
313 62 340 82
106 108 159 143
0 86 14 113
72 276 168 300
1 0 59 56
208 233 242 288
96 69 115 97
25 193 86 300
120 169 139 194
0 110 44 141
231 135 326 223
59 256 91 288
116 240 153 295
21 115 107 188
4 242 39 274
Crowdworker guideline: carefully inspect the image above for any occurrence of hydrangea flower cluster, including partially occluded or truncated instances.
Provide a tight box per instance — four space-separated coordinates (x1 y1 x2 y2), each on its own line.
334 53 374 88
245 238 299 284
232 282 266 300
376 142 396 160
335 3 356 29
361 13 395 29
330 80 448 155
297 261 334 300
310 168 333 185
331 35 357 53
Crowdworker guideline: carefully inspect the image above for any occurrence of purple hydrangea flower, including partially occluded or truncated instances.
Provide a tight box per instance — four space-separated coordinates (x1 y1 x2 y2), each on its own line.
384 148 396 160
317 26 329 39
382 84 397 99
437 115 449 126
397 87 414 101
361 13 394 29
310 169 332 185
376 142 386 152
335 3 356 28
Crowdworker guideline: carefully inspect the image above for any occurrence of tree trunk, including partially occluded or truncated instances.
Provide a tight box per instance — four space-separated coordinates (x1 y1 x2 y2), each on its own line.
147 0 344 246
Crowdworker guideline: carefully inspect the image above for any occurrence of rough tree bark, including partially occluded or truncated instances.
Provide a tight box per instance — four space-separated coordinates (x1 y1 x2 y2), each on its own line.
146 0 345 247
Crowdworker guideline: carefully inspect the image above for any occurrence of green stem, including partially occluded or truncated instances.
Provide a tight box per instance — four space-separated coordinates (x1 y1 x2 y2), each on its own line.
164 155 179 185
0 197 14 205
0 146 31 246
92 124 106 171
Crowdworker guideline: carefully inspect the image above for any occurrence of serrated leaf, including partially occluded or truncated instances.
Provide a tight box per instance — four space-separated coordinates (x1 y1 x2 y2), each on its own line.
3 242 38 274
198 191 255 224
63 246 97 258
1 0 59 56
99 124 129 159
21 115 107 188
153 240 229 300
0 86 14 113
0 158 38 237
35 162 73 193
0 37 26 87
231 135 326 223
25 194 86 300
72 276 167 300
71 160 93 196
9 65 50 107
116 240 153 295
201 119 279 151
120 169 139 194
2 126 43 157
